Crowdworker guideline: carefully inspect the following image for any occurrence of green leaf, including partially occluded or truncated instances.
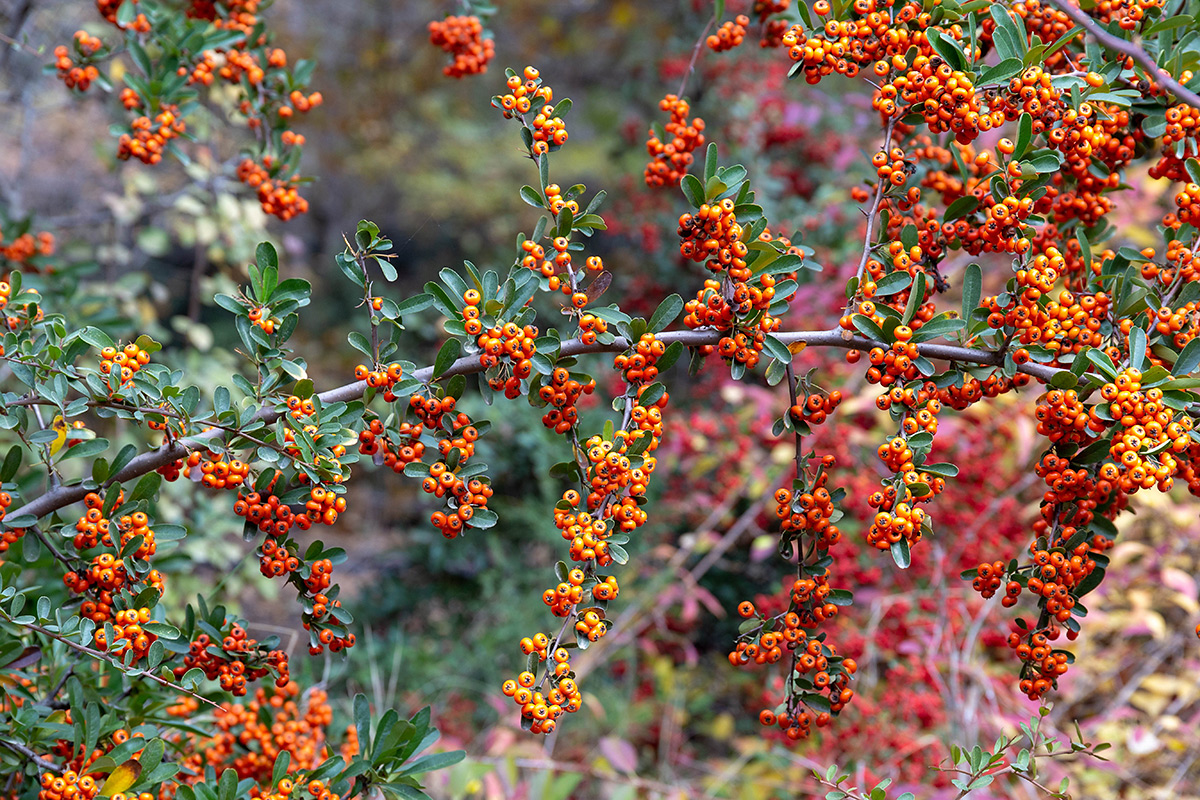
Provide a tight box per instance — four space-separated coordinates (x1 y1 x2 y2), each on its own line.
755 253 805 277
128 471 162 504
347 331 373 360
680 174 705 208
989 5 1027 60
1187 158 1200 186
468 508 498 529
647 294 683 334
1129 326 1147 368
943 195 979 223
137 738 165 774
978 57 1023 85
217 768 237 800
519 185 545 208
874 272 913 296
400 750 465 777
79 326 116 350
59 438 109 462
0 446 21 482
704 142 719 182
910 315 964 342
116 0 135 26
960 263 979 323
800 692 831 714
1075 228 1092 271
1024 149 1064 174
1173 337 1200 375
1085 348 1118 379
890 538 911 569
851 314 885 341
144 622 180 638
1049 370 1078 389
256 241 278 271
551 97 572 117
761 334 792 363
1015 112 1033 159
354 694 371 756
432 339 461 379
656 341 684 372
903 272 926 324
926 28 967 70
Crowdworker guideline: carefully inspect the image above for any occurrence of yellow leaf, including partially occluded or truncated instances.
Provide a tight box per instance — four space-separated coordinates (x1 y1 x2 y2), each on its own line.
99 759 142 797
787 341 807 355
48 415 68 456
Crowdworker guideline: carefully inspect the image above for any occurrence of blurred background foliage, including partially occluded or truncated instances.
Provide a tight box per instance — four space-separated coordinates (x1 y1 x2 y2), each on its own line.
1 0 1198 797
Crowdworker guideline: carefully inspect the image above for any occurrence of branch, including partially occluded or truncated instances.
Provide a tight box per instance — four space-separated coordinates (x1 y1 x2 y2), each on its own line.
0 327 1061 526
0 611 221 709
0 738 57 772
1043 0 1200 108
677 17 716 99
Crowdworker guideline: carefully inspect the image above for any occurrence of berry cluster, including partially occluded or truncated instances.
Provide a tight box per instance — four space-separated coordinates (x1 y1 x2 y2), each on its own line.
171 682 338 788
789 388 842 428
63 493 166 620
53 31 103 90
176 619 290 695
116 105 186 165
249 305 279 334
236 157 311 221
538 366 596 434
99 342 151 386
645 94 706 188
358 417 426 473
495 67 563 155
1098 368 1190 493
474 319 537 397
428 14 495 78
353 361 405 394
731 455 857 738
707 15 750 51
91 606 157 664
417 435 494 539
501 651 582 735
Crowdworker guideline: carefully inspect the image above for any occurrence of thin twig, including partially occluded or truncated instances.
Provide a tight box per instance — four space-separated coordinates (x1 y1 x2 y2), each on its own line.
848 117 897 315
677 16 717 99
1 611 220 709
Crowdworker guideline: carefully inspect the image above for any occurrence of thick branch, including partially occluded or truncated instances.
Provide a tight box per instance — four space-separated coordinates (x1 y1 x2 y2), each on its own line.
1044 0 1200 108
1 327 1060 525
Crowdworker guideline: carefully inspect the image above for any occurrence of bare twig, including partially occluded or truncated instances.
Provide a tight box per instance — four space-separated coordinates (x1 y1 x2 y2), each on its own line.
677 16 717 99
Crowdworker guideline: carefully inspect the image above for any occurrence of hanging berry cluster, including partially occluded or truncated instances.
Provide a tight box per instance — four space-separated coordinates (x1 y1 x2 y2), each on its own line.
731 456 859 739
